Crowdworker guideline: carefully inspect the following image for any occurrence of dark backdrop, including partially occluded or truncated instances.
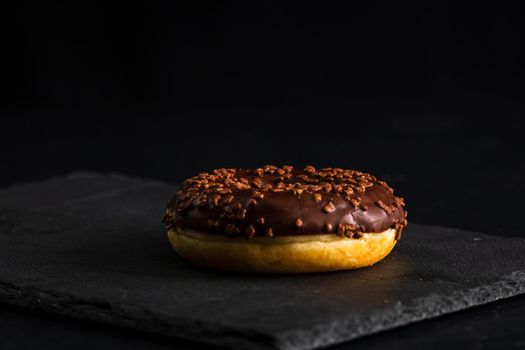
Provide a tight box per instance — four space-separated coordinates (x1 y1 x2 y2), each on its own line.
1 2 524 235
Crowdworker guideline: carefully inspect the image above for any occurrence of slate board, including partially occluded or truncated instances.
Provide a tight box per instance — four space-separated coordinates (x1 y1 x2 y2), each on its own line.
1 173 524 350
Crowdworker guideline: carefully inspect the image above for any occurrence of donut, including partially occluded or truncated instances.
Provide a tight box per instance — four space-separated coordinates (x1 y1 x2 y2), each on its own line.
163 165 407 274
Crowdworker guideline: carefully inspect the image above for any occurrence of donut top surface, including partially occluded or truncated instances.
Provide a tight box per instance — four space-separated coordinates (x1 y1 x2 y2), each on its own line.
163 165 407 239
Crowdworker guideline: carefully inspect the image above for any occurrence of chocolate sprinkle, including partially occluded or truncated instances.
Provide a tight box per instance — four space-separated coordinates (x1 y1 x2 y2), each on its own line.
246 225 256 238
164 166 407 239
323 202 336 213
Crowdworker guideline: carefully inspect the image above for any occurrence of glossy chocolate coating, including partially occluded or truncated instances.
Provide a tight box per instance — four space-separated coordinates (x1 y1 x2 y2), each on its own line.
163 166 407 239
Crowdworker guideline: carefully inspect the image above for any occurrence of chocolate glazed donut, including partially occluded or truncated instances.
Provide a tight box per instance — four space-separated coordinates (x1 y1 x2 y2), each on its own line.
163 165 408 274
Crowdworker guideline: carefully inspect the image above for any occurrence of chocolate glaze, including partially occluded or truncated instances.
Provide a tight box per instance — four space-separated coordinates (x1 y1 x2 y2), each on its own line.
163 166 407 240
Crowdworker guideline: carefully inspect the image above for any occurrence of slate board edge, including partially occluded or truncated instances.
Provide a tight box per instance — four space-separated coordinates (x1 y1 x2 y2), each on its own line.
274 270 525 350
0 171 174 191
0 279 275 350
1 271 525 350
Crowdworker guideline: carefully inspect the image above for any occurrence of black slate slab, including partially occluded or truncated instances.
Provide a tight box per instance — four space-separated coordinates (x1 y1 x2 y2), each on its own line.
1 173 524 350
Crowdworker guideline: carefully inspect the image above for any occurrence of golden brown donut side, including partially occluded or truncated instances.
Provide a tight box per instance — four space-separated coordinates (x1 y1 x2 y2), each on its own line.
168 227 397 274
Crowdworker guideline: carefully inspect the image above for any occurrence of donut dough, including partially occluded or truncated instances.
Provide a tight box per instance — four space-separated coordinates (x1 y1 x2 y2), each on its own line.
168 227 397 274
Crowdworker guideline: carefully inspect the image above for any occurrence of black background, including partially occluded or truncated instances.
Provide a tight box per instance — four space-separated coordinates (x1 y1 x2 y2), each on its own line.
1 2 525 349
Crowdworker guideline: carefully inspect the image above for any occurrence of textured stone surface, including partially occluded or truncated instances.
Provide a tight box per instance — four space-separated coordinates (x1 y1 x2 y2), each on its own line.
1 173 524 350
